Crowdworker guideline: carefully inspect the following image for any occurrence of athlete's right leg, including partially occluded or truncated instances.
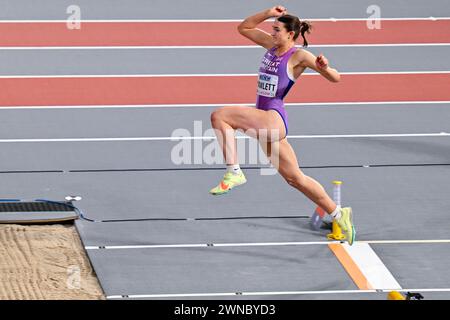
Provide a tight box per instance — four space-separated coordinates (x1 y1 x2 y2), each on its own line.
209 106 285 195
210 106 285 165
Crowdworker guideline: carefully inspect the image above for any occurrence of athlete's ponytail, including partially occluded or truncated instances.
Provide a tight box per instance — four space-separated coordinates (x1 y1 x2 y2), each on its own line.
277 15 312 47
299 20 312 47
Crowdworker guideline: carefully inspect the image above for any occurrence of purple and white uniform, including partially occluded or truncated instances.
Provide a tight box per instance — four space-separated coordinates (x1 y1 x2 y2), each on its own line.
256 46 297 136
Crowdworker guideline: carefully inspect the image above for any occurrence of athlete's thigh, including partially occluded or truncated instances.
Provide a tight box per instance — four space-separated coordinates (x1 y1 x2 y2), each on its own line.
217 106 285 139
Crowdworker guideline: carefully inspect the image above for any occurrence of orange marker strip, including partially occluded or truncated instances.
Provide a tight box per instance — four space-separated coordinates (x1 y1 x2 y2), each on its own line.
328 243 373 290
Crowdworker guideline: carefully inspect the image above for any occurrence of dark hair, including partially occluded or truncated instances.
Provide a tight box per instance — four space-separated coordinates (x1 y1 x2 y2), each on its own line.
277 14 312 47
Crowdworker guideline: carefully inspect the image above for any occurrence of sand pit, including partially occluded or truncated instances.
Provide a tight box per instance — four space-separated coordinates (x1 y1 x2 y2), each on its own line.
0 224 105 300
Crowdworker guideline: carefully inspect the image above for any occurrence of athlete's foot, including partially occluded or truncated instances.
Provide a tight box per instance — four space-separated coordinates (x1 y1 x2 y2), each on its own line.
336 207 356 245
209 171 247 195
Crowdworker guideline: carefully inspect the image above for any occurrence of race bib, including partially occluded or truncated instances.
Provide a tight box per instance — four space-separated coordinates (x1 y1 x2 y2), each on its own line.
257 72 278 98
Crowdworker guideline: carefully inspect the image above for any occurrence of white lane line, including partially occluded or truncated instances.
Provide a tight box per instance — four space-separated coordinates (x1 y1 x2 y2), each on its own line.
85 239 450 250
0 71 449 78
360 239 450 244
1 17 450 22
287 133 450 138
0 100 449 110
86 244 209 250
1 132 449 143
85 241 335 250
285 101 450 106
106 288 450 299
1 44 450 50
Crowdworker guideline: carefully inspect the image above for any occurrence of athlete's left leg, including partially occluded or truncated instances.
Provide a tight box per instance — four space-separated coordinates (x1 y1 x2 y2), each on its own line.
263 138 337 214
261 138 356 244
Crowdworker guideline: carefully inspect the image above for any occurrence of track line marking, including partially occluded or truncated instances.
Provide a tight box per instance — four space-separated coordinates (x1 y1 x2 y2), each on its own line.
328 244 372 290
0 100 449 110
106 288 450 299
361 240 450 244
329 243 402 290
0 132 448 143
0 71 449 78
84 239 450 250
85 241 335 250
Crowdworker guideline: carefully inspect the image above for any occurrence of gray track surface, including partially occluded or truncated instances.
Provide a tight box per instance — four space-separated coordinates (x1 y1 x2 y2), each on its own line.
1 104 449 138
1 0 450 301
88 246 357 297
1 0 449 19
1 137 449 171
2 167 449 239
2 46 450 75
372 244 450 289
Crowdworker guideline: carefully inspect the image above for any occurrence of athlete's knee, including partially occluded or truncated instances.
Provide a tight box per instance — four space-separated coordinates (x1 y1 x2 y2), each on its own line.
210 109 224 126
283 171 307 190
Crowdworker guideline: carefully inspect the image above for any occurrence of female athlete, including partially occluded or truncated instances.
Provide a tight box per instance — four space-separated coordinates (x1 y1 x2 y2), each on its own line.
209 6 355 245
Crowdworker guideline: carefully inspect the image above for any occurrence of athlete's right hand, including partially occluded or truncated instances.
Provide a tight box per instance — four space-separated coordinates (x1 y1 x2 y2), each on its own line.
267 6 287 18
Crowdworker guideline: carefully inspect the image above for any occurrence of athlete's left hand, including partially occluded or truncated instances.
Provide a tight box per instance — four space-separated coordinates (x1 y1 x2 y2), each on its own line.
315 54 329 70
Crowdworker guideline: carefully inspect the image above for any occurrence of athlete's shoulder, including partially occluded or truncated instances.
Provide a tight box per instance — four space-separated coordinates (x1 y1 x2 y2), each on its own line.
292 48 315 67
292 48 312 59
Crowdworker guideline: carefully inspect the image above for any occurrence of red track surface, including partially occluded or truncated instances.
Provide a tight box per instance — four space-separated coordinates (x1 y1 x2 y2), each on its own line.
1 74 448 106
1 20 449 46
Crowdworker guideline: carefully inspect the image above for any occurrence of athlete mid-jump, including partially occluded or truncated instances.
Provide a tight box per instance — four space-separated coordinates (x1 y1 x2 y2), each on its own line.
209 6 355 245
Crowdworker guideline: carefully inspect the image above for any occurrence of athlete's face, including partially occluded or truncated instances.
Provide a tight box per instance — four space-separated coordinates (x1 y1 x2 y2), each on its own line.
271 20 293 45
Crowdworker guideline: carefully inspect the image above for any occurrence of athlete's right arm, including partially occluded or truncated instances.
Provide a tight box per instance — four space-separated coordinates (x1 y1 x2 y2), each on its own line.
237 6 287 49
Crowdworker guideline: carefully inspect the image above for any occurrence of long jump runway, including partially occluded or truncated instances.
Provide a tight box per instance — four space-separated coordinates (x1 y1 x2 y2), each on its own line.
1 0 450 300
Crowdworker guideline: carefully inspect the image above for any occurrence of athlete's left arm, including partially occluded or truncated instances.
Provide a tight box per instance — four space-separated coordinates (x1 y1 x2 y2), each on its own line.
295 50 341 82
